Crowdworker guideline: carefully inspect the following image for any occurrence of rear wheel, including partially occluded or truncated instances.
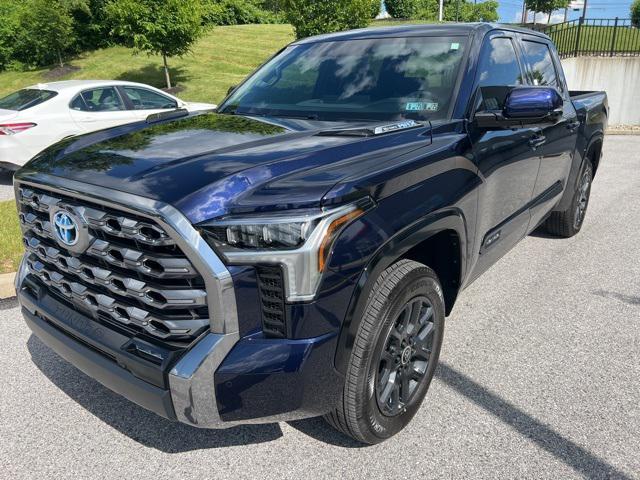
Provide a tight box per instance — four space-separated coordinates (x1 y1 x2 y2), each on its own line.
545 158 593 238
325 260 445 444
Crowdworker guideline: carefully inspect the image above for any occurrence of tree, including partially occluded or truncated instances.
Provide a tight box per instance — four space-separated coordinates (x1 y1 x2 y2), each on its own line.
385 0 417 19
415 0 498 23
0 1 21 71
527 0 569 24
632 0 640 28
106 0 204 89
282 0 371 40
12 0 77 68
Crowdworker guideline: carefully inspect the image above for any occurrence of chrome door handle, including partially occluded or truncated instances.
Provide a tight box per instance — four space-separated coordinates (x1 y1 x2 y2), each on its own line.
528 135 547 149
567 121 580 132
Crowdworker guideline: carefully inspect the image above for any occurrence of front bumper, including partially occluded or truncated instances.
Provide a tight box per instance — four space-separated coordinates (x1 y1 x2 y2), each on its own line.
17 259 341 427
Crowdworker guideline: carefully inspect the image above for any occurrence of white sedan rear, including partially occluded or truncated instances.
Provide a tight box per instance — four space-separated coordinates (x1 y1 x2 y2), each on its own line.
0 80 216 171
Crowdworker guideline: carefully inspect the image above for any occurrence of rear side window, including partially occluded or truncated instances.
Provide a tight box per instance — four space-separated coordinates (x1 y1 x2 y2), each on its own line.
73 87 125 112
0 89 58 111
122 87 178 110
476 37 523 110
522 41 559 89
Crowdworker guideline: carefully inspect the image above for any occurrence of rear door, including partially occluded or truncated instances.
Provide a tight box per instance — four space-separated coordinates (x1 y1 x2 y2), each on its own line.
118 86 179 120
519 36 579 228
69 86 136 131
468 31 541 279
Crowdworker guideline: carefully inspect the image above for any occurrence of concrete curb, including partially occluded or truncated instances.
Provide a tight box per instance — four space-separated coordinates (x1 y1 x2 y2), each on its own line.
0 272 16 300
606 130 640 135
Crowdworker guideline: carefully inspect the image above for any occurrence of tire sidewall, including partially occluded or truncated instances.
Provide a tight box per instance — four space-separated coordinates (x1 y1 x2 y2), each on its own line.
571 158 594 232
359 267 445 442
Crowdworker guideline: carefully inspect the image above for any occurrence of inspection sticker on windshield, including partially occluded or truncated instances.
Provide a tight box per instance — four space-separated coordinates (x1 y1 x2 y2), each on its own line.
405 102 439 112
451 42 460 50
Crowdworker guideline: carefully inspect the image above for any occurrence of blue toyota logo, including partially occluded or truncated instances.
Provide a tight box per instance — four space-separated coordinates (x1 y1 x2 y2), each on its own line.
53 211 79 246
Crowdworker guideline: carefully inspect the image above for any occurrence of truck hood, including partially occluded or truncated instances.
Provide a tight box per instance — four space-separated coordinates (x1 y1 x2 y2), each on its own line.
19 112 432 223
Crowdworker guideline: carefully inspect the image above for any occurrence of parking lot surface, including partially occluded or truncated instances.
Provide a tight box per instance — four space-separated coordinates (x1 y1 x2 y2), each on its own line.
1 136 638 479
0 170 13 202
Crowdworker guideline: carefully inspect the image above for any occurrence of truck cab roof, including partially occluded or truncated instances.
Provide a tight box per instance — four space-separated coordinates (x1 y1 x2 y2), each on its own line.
293 23 552 45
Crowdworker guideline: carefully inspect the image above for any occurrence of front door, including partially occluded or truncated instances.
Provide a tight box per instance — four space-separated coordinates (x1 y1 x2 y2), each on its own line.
468 33 541 280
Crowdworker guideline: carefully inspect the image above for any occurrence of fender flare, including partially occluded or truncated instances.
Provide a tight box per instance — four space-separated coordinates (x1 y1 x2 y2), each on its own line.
556 131 604 212
333 209 468 375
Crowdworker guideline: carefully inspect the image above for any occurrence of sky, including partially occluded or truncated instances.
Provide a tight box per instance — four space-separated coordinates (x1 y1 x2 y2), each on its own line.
497 0 636 24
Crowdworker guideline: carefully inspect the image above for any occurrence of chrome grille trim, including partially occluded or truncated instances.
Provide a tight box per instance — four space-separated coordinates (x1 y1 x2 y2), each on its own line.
20 187 174 246
26 255 207 339
20 211 197 278
15 174 239 336
24 236 207 309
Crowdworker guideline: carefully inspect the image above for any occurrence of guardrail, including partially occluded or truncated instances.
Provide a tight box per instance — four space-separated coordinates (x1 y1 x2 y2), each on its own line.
532 18 640 58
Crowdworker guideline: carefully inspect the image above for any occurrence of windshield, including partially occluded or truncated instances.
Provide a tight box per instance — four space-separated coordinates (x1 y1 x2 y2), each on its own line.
0 89 58 111
220 36 467 122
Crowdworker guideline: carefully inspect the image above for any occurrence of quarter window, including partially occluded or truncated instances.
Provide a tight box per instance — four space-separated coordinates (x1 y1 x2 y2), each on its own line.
522 41 559 89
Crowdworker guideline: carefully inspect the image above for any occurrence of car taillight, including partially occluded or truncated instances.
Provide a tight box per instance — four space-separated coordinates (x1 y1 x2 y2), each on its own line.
0 123 37 135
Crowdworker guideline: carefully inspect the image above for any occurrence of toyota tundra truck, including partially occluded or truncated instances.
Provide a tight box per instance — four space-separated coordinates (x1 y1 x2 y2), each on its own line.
14 24 608 444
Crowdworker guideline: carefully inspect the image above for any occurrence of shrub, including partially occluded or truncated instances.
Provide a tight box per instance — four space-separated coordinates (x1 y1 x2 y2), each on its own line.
632 0 640 27
371 0 381 18
0 2 20 71
414 0 498 22
202 0 281 25
283 0 371 40
385 0 417 19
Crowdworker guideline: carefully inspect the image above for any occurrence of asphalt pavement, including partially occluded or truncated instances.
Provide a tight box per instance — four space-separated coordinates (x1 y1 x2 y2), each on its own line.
0 170 13 202
0 136 638 479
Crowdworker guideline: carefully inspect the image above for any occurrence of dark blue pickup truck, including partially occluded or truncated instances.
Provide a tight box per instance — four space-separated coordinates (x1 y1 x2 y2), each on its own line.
14 23 607 444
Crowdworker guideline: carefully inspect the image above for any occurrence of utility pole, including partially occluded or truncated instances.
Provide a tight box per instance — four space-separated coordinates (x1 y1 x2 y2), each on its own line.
455 0 460 22
521 1 528 24
439 0 444 22
581 0 588 20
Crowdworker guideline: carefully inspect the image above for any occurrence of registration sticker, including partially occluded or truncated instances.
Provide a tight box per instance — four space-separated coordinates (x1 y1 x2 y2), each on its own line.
405 102 439 112
451 42 460 50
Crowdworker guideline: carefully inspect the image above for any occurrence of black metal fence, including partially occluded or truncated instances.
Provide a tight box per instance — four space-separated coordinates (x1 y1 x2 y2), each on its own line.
532 18 640 58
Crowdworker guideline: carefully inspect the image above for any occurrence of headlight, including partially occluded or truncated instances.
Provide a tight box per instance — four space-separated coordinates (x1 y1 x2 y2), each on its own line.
199 199 372 301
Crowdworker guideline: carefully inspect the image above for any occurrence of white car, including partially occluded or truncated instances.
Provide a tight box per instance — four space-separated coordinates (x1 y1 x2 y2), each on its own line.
0 80 216 171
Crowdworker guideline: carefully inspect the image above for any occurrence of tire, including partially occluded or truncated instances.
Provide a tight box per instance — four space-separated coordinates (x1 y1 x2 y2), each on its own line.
545 158 594 238
325 259 445 444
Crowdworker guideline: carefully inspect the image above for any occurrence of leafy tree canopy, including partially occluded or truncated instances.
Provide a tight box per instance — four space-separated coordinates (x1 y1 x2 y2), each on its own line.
282 0 371 39
106 0 204 88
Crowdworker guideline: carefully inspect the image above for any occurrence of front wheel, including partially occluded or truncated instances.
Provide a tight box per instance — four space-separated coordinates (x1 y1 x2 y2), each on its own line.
545 158 594 238
325 260 445 444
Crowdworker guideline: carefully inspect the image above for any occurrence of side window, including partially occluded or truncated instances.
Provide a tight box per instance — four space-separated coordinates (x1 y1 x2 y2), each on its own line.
69 95 86 111
476 37 523 110
122 87 178 110
521 41 560 89
79 87 125 112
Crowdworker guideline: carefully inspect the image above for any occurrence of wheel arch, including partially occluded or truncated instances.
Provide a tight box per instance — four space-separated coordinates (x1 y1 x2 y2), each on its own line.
334 210 467 375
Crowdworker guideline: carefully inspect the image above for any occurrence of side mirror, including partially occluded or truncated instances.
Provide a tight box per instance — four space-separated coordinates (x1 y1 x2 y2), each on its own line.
475 87 563 128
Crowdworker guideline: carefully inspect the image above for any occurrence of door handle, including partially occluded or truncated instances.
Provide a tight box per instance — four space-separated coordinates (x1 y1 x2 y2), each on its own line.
567 121 580 132
528 135 547 150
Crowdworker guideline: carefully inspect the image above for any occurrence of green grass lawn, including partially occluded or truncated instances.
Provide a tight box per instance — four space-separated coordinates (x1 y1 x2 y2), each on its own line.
0 24 295 103
543 25 640 56
0 200 22 274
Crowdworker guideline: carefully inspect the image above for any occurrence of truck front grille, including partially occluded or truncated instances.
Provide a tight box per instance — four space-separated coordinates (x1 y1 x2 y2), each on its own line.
17 185 210 344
